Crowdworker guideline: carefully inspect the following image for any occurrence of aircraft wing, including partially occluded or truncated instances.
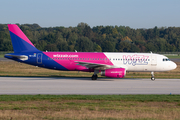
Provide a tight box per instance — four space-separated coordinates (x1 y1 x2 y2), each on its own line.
75 61 113 70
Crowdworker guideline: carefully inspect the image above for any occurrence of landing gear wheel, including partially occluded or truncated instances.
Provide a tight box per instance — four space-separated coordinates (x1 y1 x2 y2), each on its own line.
151 77 155 81
91 74 97 80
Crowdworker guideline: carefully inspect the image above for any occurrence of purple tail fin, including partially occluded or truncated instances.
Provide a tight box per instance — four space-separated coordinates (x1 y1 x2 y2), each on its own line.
8 24 39 53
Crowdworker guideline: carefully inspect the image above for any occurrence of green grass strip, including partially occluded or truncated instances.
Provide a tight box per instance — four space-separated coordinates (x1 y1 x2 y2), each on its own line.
0 95 180 102
0 55 4 58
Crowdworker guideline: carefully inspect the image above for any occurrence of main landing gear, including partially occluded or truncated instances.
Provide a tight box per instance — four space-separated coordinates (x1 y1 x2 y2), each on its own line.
91 70 99 80
151 72 155 81
92 74 98 80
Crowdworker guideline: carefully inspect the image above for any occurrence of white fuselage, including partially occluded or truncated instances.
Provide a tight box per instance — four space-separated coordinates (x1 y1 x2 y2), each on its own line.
104 53 177 72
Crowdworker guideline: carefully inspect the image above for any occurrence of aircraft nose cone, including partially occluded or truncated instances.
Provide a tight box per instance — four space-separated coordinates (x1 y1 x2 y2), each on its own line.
171 62 177 70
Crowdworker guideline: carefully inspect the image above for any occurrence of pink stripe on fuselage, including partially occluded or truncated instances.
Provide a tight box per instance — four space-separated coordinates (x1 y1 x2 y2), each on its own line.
8 24 35 47
43 52 113 71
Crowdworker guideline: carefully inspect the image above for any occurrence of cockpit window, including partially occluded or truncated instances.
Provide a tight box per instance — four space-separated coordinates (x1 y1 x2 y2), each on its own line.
163 58 170 61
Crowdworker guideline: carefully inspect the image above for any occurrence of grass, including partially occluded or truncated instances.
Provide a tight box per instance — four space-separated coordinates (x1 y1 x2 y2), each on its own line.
0 95 180 120
0 61 180 78
0 55 4 58
166 55 180 59
0 51 13 58
0 94 180 102
0 61 94 77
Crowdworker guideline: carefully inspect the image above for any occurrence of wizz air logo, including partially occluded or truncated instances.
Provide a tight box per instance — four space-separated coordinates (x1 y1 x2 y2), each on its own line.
123 55 149 66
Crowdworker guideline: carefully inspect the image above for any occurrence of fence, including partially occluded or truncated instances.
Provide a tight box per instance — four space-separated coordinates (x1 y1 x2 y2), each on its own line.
0 51 180 56
156 52 180 56
0 51 14 55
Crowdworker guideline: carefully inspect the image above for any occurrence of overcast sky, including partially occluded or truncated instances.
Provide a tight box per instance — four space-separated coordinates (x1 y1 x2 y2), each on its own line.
1 0 180 28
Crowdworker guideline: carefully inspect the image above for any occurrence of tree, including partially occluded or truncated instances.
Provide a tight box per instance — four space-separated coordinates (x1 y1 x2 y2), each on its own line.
155 38 166 52
75 37 93 52
112 28 118 38
94 43 102 52
45 44 58 51
145 42 158 52
83 25 93 38
116 41 131 52
77 22 89 29
1 23 180 53
56 38 68 51
101 40 114 52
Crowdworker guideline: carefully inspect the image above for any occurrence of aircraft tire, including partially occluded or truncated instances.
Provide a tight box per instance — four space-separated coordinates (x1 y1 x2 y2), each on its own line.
151 77 155 81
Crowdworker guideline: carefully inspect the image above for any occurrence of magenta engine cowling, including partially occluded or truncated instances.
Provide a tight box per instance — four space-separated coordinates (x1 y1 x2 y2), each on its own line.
101 68 126 78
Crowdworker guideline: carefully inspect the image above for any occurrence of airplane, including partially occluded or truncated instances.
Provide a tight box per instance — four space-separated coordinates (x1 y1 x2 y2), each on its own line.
4 24 177 80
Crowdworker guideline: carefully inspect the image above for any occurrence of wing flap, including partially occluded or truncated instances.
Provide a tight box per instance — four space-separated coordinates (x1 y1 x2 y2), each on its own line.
75 61 113 70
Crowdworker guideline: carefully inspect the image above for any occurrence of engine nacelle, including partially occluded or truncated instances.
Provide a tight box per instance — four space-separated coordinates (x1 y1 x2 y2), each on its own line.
101 68 126 78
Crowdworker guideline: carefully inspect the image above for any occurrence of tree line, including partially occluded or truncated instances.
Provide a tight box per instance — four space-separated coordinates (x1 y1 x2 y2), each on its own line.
0 22 180 52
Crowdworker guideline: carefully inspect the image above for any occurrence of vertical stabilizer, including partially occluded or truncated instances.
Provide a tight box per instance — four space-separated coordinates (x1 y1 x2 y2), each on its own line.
8 24 39 53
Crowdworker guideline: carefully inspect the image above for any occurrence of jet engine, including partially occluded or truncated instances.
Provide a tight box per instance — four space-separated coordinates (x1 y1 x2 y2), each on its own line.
101 68 126 78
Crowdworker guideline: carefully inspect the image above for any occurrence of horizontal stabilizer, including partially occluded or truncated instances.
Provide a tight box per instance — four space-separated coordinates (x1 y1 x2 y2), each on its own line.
4 54 28 61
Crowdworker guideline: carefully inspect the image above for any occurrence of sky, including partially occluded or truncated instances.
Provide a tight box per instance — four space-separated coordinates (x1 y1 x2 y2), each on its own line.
0 0 180 29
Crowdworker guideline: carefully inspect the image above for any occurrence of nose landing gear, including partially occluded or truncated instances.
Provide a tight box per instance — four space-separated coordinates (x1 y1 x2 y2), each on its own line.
151 72 155 81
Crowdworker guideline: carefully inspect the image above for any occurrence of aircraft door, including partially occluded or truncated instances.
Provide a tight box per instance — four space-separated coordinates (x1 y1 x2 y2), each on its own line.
37 53 43 64
151 55 157 66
